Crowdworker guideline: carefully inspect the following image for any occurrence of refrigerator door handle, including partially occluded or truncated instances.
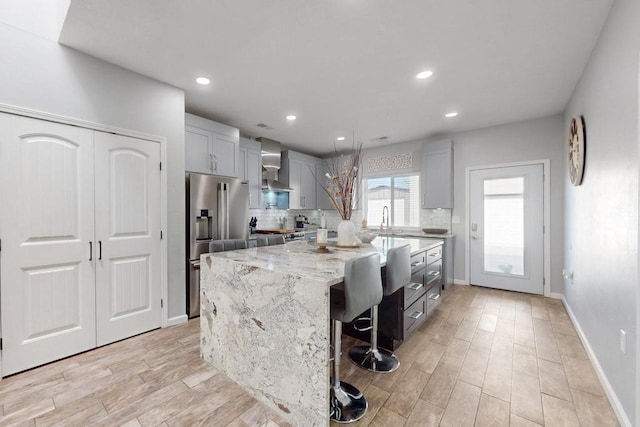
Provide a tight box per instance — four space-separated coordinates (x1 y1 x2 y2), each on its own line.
218 183 230 240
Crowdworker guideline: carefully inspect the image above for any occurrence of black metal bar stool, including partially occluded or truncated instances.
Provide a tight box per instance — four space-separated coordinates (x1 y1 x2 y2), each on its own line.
348 244 413 373
330 252 382 423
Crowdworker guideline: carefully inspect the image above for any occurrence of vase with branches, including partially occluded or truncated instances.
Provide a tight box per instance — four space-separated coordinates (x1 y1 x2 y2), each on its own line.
319 141 363 246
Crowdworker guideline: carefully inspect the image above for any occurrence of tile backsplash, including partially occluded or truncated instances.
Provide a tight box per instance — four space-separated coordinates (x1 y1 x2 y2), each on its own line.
249 208 451 232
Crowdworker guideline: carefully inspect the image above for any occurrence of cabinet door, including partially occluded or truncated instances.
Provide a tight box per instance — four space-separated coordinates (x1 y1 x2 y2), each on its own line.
287 159 303 209
0 113 97 375
94 132 162 347
300 161 317 209
212 132 239 177
247 148 262 209
316 163 334 210
238 146 247 180
185 125 213 174
422 148 453 208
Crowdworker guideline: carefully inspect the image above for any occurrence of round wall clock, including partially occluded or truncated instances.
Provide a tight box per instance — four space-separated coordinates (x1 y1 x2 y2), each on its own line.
568 115 586 186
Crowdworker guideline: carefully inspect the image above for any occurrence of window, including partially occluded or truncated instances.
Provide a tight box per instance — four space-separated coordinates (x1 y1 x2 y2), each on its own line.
364 175 421 228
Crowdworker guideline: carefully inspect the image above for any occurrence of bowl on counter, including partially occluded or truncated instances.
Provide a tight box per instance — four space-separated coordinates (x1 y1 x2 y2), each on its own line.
356 229 378 243
422 228 448 235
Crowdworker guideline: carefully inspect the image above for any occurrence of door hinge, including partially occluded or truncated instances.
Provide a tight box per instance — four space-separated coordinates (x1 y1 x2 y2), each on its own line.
159 161 162 171
543 277 546 285
160 230 163 240
161 299 164 308
0 238 2 251
0 338 3 351
543 225 545 233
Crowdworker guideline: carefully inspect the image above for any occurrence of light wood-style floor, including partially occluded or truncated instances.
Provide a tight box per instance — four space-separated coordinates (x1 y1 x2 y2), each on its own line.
0 285 619 426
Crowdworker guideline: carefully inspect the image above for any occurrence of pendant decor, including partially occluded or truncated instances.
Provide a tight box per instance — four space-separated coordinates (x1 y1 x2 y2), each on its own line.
568 115 586 186
337 219 359 247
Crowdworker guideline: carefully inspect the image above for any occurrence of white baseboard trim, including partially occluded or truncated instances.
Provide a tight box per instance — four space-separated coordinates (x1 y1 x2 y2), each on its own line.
547 292 563 300
559 295 632 427
166 314 189 327
453 279 470 285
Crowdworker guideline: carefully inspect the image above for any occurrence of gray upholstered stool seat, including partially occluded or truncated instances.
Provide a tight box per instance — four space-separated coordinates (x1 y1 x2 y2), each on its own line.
348 244 410 373
209 239 248 252
256 235 285 247
329 252 382 423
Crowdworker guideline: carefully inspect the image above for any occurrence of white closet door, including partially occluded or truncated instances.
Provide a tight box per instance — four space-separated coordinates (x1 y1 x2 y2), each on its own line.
0 113 96 375
94 132 161 346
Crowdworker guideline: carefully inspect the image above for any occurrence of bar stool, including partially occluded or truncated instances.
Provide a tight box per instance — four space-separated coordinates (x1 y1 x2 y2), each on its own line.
330 252 382 423
256 235 285 247
210 239 248 252
348 244 412 373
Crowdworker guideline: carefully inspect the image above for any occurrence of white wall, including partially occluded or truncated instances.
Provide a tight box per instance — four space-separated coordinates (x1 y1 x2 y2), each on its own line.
563 0 638 423
0 23 187 320
442 115 565 293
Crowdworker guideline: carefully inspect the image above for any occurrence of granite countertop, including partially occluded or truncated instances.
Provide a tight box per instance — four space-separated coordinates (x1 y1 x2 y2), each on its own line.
205 236 442 287
379 231 455 239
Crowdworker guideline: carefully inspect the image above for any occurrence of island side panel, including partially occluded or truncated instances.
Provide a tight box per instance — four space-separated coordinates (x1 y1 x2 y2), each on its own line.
200 254 330 426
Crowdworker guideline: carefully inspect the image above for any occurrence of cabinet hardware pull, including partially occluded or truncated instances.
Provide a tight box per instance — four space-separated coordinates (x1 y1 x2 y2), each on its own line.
407 282 423 291
214 154 217 171
428 271 440 276
89 241 93 261
209 154 213 172
98 241 102 260
409 311 424 320
428 293 441 300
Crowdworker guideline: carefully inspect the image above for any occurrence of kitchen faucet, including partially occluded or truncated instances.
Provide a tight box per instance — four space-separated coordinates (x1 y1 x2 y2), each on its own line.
382 205 389 232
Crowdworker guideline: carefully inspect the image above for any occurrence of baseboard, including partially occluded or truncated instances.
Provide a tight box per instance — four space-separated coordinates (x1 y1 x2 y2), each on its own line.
166 314 189 327
547 292 563 300
559 295 632 427
453 279 470 286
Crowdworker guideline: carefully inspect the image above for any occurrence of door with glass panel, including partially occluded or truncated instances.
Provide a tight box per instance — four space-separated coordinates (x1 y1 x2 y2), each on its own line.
469 164 543 294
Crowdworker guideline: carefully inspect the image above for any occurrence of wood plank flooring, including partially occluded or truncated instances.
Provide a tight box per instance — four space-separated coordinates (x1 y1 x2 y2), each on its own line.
0 285 619 426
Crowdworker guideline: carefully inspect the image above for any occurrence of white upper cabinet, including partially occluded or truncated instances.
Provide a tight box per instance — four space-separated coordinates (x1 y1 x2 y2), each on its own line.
281 150 320 209
422 140 453 209
185 113 239 178
239 137 262 209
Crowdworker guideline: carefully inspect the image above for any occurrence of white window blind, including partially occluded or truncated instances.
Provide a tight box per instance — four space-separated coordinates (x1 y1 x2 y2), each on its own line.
364 175 420 228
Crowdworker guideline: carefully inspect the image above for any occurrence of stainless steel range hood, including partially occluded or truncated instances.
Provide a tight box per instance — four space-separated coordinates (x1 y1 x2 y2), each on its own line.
257 137 292 192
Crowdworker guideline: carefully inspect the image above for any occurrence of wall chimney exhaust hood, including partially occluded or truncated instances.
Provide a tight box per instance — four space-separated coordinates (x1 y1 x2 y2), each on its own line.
257 137 293 192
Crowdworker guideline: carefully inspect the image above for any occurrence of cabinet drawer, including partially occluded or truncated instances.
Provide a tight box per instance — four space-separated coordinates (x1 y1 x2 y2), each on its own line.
404 269 425 309
410 252 426 273
425 258 442 287
426 245 442 263
404 294 427 337
426 284 441 313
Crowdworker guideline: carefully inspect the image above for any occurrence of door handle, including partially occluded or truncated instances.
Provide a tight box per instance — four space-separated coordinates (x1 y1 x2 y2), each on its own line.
99 241 102 260
89 241 93 261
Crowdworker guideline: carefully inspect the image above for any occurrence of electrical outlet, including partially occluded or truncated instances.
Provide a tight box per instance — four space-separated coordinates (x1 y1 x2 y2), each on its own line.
452 216 460 224
620 329 627 354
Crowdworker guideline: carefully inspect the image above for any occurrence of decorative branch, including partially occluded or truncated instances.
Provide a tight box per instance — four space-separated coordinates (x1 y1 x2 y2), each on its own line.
317 138 363 220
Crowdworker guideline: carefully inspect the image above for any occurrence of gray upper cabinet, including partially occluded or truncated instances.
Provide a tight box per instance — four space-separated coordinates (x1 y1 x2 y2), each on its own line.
239 137 262 209
281 150 320 209
422 140 453 209
185 113 239 178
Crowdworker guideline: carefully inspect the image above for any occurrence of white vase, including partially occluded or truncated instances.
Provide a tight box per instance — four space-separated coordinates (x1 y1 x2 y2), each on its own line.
337 219 359 247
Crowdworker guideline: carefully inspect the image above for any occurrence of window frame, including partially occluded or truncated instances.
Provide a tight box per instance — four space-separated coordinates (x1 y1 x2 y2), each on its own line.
363 172 422 231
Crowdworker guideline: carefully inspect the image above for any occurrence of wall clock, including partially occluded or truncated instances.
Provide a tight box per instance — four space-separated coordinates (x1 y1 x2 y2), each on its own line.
568 115 586 186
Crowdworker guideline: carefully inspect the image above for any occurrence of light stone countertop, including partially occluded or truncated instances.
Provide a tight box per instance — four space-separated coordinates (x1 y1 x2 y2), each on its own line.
199 236 442 426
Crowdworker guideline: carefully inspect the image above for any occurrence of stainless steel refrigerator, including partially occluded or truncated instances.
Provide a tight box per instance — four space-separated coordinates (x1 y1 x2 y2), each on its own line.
186 173 249 318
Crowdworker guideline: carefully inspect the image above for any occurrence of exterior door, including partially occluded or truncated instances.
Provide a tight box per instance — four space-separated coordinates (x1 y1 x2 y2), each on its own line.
94 132 162 346
0 113 97 375
469 164 544 294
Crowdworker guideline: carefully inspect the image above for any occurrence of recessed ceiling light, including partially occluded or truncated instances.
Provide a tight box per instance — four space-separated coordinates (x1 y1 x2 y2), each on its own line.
195 77 210 85
286 115 297 121
336 136 345 141
445 112 458 118
416 70 433 80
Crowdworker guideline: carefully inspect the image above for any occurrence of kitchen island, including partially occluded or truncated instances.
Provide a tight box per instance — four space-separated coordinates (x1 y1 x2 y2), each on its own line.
199 237 442 426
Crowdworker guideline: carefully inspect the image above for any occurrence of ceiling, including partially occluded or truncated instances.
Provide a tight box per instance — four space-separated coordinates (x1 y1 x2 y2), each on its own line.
59 0 613 156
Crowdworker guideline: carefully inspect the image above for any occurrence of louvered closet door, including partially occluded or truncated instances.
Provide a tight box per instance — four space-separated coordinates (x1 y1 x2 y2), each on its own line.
0 113 96 375
94 132 161 346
